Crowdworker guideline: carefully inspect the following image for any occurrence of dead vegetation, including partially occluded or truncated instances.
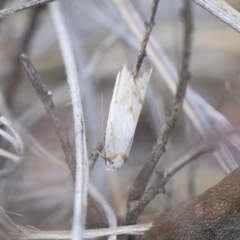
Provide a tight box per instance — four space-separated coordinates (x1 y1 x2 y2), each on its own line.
0 0 240 239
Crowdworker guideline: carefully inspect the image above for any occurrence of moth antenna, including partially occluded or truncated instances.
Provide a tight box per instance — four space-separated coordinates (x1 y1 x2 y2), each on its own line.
87 139 105 160
64 101 72 107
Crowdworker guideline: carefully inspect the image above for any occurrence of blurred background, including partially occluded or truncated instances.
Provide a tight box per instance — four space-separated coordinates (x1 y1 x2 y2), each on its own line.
0 0 240 234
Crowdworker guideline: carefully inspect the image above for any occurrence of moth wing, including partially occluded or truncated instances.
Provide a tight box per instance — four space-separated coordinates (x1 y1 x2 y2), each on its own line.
105 65 131 159
105 65 152 169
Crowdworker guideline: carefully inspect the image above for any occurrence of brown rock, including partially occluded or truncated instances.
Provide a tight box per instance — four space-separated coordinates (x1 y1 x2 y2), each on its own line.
139 167 240 240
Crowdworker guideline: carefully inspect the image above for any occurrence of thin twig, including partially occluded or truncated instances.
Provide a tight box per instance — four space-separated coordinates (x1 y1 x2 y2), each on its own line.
132 0 159 80
50 1 89 239
0 0 55 19
19 54 76 180
89 135 105 171
193 0 240 33
12 223 153 239
163 143 216 179
124 0 193 225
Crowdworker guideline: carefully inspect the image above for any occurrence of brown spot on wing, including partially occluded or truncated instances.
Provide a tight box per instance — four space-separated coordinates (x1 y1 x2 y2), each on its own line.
126 106 136 120
136 95 144 105
106 153 128 163
110 121 116 141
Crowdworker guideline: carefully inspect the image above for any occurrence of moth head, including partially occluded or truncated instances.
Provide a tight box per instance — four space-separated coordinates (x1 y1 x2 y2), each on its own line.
106 154 127 171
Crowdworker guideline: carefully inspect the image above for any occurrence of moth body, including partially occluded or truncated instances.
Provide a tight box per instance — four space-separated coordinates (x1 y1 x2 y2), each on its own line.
105 65 152 171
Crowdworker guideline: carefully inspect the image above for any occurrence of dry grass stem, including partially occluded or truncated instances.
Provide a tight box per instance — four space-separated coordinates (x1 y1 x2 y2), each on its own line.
12 223 152 239
0 0 55 19
0 116 24 179
20 54 76 180
50 1 89 239
193 0 240 33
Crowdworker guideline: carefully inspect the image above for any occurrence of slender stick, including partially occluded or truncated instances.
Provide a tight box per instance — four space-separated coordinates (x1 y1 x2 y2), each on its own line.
124 0 193 225
50 2 89 239
132 0 159 80
19 54 76 180
0 0 55 19
163 143 215 179
193 0 240 33
89 135 105 171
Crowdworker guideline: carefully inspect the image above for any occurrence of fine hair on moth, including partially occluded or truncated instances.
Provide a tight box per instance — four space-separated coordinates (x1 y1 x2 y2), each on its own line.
105 64 152 171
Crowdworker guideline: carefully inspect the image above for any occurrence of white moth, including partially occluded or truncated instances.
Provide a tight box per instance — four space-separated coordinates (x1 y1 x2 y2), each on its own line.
105 65 152 171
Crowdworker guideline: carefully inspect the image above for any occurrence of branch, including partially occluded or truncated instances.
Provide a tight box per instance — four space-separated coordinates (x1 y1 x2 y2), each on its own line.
19 54 76 180
132 0 159 80
193 0 240 33
0 0 55 19
124 0 193 225
49 2 89 239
